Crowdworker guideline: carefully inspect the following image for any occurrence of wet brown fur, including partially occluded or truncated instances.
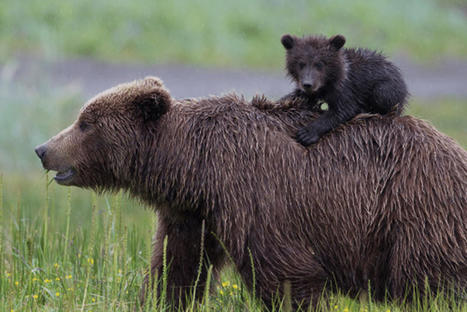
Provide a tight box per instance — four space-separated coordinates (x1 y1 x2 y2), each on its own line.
36 77 467 309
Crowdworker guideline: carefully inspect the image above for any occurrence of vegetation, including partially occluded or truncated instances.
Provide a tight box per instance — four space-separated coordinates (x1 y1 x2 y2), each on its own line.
1 0 467 67
1 175 466 311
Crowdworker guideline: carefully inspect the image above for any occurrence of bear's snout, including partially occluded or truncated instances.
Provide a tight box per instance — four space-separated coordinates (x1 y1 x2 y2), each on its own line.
34 124 78 183
35 144 47 161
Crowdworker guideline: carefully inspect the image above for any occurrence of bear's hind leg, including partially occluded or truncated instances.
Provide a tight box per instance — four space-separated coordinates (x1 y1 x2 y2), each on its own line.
242 253 330 311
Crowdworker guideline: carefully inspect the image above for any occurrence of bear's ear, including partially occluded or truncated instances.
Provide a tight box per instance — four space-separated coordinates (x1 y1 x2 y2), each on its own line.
134 88 171 122
281 34 295 50
329 35 346 50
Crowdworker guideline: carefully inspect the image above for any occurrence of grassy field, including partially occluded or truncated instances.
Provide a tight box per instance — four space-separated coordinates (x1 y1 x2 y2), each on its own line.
1 0 467 67
1 175 465 312
0 93 466 311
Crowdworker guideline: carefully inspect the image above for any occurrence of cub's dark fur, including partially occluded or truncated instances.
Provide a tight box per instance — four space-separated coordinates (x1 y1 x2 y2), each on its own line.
281 34 408 146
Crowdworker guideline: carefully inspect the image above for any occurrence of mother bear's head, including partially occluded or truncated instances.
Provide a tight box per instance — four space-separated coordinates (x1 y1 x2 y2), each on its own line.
35 77 172 189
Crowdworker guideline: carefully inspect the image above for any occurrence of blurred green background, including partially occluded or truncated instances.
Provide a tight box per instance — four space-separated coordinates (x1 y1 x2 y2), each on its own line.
1 0 467 66
0 0 466 310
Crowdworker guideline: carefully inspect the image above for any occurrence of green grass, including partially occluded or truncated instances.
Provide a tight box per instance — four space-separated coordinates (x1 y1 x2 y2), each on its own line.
406 98 467 147
1 0 466 67
1 175 466 311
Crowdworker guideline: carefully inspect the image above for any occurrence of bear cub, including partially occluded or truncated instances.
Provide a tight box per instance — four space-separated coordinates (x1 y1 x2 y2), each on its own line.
281 34 408 146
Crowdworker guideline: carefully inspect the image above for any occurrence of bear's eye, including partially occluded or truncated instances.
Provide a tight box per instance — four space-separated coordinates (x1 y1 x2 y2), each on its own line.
298 62 306 70
315 62 324 71
79 121 89 131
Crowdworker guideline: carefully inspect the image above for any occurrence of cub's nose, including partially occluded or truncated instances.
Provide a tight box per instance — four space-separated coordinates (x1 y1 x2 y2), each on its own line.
302 82 313 90
35 144 47 160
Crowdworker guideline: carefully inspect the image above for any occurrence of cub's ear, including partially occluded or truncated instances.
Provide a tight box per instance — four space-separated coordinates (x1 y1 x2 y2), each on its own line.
329 34 346 50
134 88 171 122
281 34 295 50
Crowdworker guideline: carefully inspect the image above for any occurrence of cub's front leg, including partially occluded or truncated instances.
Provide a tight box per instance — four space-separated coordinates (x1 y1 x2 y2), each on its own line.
296 99 361 146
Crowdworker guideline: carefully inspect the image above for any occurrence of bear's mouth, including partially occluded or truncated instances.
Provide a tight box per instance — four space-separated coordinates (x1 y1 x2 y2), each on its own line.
302 84 321 94
54 168 75 184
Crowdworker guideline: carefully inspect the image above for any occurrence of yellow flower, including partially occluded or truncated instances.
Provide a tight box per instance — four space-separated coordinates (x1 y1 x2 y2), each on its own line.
343 308 349 312
219 290 224 295
221 281 230 287
66 275 72 279
92 298 96 302
44 279 51 283
334 305 338 310
232 284 238 289
55 292 60 297
6 272 11 278
386 310 391 312
14 281 19 286
32 277 38 282
33 294 38 299
88 258 94 265
54 263 59 268
56 277 60 281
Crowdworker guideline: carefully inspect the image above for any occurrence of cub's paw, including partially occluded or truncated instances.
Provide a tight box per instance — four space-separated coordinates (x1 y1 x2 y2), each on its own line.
296 127 320 146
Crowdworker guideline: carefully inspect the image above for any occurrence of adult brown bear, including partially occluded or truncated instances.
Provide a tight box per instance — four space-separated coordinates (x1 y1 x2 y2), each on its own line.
35 77 467 310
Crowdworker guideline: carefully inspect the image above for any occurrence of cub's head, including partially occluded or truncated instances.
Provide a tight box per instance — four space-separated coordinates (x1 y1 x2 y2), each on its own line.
281 34 346 95
35 77 172 189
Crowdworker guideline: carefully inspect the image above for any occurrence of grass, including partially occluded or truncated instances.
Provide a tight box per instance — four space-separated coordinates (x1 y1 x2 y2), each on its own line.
406 98 467 147
1 175 466 311
1 0 467 68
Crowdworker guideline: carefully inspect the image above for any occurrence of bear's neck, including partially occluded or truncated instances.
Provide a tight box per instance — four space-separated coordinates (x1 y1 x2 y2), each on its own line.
128 110 208 212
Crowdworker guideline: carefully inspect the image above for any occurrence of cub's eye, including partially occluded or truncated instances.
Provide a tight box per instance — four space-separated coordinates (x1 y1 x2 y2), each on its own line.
79 121 89 131
298 62 306 70
315 62 324 71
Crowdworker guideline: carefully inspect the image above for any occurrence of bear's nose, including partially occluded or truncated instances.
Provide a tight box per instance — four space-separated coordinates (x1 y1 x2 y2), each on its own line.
35 144 47 160
302 82 313 90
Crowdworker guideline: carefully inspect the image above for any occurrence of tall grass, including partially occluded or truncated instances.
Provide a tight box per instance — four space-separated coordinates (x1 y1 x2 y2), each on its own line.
0 176 466 311
1 176 151 311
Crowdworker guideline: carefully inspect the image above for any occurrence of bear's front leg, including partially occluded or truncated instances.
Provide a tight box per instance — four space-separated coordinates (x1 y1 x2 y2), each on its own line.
139 211 224 310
